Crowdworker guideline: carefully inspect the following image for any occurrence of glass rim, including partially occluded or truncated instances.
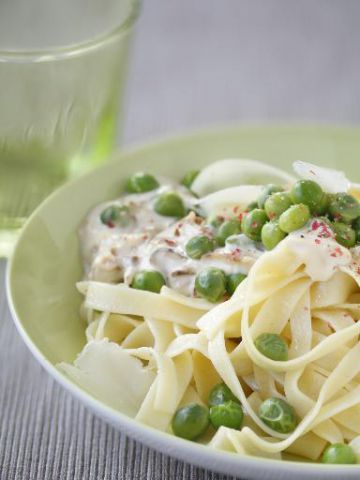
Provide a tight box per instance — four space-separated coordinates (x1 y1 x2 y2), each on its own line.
0 0 141 63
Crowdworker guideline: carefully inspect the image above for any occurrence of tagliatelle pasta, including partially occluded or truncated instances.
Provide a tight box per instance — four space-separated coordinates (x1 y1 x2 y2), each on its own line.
59 159 360 464
77 281 204 328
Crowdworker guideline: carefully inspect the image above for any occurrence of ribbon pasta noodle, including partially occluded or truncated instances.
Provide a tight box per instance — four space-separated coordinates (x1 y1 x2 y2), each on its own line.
59 160 360 464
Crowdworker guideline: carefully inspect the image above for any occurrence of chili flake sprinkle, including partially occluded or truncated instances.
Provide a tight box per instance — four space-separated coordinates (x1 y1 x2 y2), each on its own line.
164 239 177 247
310 220 333 239
330 246 343 258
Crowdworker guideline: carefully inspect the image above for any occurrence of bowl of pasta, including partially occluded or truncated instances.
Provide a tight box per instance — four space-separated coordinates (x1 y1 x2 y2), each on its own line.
7 125 360 479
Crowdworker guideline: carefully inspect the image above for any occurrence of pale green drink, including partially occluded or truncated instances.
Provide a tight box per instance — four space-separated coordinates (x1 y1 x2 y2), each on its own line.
0 0 140 256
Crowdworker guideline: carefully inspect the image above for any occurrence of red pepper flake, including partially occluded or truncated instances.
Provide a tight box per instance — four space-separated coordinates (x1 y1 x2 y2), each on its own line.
164 239 176 247
330 246 343 258
320 226 333 238
311 220 333 238
231 248 242 260
107 221 115 228
311 220 321 231
238 212 246 222
314 238 321 245
357 266 360 275
174 227 180 237
252 222 258 228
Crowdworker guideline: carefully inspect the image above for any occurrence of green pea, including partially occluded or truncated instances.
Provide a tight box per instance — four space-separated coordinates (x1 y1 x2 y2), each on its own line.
279 204 310 233
131 270 166 293
313 193 330 216
210 400 244 430
332 222 356 248
257 184 284 209
353 217 360 243
259 397 298 433
172 403 209 440
329 193 360 223
290 179 324 213
226 272 247 295
353 216 360 228
241 209 269 242
185 235 214 259
181 170 200 189
261 221 287 250
264 192 293 220
216 219 242 246
321 443 357 464
100 205 132 228
154 192 186 218
195 267 226 303
208 382 240 407
254 333 288 361
246 201 258 212
126 172 159 193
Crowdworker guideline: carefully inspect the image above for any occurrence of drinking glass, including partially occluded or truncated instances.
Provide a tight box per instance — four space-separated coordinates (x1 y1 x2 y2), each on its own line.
0 0 140 256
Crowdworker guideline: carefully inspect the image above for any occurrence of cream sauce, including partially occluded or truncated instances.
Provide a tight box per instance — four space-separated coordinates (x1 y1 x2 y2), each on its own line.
284 219 352 282
121 213 264 296
80 180 357 297
79 178 194 282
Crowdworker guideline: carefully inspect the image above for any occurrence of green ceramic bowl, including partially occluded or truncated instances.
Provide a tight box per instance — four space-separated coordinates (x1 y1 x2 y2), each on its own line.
7 125 360 479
